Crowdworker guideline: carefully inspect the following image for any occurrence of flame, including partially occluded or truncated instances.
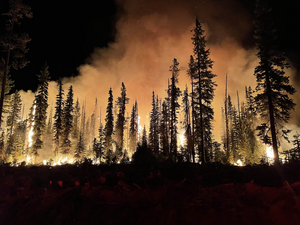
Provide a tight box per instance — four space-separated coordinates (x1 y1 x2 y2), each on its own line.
53 156 75 166
266 146 274 160
179 132 186 146
234 159 243 166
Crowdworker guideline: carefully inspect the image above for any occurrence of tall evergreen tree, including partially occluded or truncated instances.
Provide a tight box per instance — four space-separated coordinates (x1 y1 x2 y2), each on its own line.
0 0 32 128
61 86 74 155
187 55 196 163
160 100 170 159
53 80 64 157
104 88 114 156
182 86 193 162
5 90 22 160
115 82 129 157
191 18 217 164
169 58 181 161
74 132 84 161
32 64 50 158
254 0 295 166
72 98 81 140
129 101 138 154
149 92 160 157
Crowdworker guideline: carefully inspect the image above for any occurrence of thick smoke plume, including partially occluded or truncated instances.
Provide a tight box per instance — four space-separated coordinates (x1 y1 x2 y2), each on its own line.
21 0 299 143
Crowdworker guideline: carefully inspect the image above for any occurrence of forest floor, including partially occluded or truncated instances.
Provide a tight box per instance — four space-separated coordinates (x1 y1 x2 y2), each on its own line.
1 162 300 225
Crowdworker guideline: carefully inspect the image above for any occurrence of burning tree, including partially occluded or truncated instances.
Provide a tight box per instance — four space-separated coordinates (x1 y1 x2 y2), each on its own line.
32 64 50 159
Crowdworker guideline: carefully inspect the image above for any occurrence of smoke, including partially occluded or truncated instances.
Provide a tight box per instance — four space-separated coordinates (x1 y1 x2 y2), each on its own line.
21 0 300 145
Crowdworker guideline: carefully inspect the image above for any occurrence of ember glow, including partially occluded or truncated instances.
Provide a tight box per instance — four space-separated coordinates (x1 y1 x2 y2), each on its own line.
266 146 275 161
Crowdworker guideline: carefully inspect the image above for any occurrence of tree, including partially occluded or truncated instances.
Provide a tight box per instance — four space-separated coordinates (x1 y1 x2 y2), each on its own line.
61 86 73 155
169 58 181 161
72 98 80 140
32 64 50 158
0 0 32 128
115 82 129 157
5 90 22 160
160 100 170 159
254 0 295 166
149 92 159 157
104 88 114 157
191 18 217 164
6 90 22 137
53 80 64 157
74 132 84 161
187 55 196 163
182 86 193 162
129 101 138 154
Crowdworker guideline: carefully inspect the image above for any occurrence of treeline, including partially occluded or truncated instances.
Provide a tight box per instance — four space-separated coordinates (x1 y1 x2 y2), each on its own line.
0 0 298 166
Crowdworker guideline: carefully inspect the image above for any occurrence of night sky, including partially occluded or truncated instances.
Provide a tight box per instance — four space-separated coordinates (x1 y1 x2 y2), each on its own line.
1 0 300 134
1 0 299 91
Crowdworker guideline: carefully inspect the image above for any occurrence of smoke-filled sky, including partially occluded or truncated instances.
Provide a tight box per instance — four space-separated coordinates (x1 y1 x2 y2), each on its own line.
4 0 300 141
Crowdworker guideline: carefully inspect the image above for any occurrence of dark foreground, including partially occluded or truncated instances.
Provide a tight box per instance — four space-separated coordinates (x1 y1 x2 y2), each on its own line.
1 162 300 225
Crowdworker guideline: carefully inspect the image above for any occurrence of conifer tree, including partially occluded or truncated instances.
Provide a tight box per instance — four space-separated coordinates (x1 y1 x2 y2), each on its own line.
74 132 84 161
169 58 181 161
72 98 80 139
187 55 196 163
0 0 32 128
182 86 193 162
6 90 22 137
32 64 50 158
5 90 22 160
254 0 295 166
129 101 138 154
149 91 160 157
61 86 73 155
104 88 114 156
191 18 217 164
115 82 129 157
160 100 170 159
53 80 64 157
142 125 147 147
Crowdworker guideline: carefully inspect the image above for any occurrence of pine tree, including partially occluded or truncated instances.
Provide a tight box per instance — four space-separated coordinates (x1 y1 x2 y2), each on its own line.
142 125 147 147
187 55 196 163
254 0 295 166
115 82 129 158
0 0 32 128
169 58 181 161
61 86 73 155
6 90 22 137
160 100 170 159
129 101 138 154
32 64 50 158
72 98 81 140
53 80 64 157
104 88 114 157
149 91 160 157
74 132 84 161
191 18 217 164
5 91 22 161
182 86 193 162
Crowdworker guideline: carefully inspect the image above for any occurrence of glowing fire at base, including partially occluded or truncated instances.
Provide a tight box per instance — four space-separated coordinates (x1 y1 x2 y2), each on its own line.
53 156 75 166
266 146 274 160
234 159 243 166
